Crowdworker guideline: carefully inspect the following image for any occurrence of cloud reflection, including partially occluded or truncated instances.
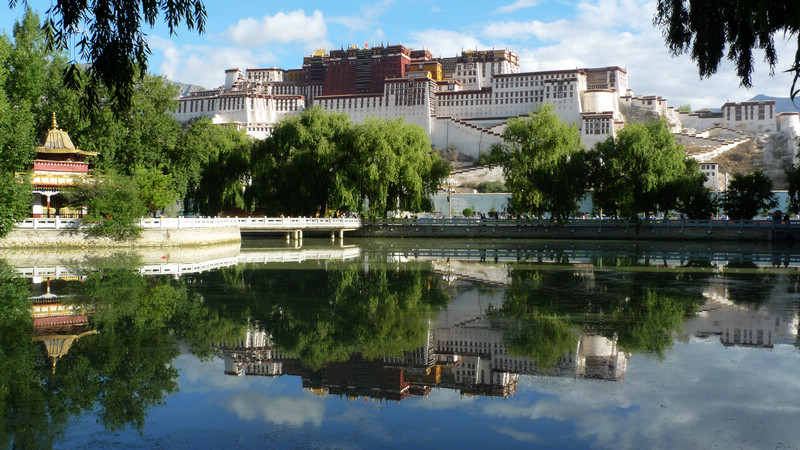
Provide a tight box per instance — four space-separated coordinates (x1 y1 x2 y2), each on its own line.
223 392 325 427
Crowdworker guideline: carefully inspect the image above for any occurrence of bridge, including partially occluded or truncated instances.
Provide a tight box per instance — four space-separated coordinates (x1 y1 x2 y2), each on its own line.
15 216 363 241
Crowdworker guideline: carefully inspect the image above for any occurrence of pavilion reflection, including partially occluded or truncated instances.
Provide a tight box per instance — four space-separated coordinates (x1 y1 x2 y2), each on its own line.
30 279 98 374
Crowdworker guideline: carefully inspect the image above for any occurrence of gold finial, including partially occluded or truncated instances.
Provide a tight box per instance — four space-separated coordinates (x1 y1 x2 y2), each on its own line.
51 112 58 130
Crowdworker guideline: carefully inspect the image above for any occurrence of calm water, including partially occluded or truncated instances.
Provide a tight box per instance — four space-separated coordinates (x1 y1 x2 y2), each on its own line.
3 238 800 449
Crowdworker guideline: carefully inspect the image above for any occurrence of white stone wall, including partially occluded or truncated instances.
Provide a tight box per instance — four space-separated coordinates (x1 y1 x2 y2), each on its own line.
777 113 800 139
430 118 502 159
316 79 434 133
0 227 242 248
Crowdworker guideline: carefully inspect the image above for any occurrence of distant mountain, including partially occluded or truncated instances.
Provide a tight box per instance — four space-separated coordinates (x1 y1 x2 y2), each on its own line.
749 94 800 114
166 79 208 97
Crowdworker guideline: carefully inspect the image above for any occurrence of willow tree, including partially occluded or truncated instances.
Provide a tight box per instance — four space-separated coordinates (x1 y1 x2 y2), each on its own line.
8 0 206 116
250 108 449 217
590 119 686 219
177 118 251 216
349 117 450 217
249 106 353 216
490 104 586 220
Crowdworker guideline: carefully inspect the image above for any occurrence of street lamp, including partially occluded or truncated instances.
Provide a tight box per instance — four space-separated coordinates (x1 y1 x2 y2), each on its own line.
446 177 457 219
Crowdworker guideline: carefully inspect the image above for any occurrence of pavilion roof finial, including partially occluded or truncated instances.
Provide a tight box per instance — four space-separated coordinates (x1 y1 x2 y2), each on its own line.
51 112 58 130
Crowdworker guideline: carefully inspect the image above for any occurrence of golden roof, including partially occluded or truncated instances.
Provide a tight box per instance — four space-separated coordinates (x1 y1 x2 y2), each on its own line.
36 113 98 156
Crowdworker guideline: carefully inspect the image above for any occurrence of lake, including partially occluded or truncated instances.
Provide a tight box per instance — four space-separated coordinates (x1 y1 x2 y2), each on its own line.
2 238 800 449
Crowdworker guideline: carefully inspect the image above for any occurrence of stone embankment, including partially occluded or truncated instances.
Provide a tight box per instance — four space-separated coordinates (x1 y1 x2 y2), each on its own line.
0 227 241 248
355 218 800 243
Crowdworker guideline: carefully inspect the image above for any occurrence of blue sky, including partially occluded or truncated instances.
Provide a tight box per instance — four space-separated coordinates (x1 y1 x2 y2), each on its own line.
3 0 797 109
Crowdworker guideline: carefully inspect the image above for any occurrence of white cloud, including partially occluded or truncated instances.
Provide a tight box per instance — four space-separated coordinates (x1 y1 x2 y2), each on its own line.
225 10 327 47
329 0 395 31
479 341 800 448
482 19 572 42
149 35 279 88
480 0 798 108
224 391 326 427
407 29 484 58
492 426 544 443
493 0 540 15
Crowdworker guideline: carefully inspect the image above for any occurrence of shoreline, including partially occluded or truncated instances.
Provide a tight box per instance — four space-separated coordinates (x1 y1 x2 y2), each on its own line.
0 226 241 248
3 218 799 248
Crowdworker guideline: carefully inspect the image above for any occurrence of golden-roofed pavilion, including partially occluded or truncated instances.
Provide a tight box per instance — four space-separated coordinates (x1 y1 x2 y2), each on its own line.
30 113 97 218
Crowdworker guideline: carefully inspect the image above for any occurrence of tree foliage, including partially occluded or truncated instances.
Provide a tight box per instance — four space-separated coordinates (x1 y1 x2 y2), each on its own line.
490 104 586 220
8 0 206 116
662 159 717 219
589 119 686 218
654 1 800 98
250 107 449 217
66 171 147 240
785 150 800 215
720 170 777 220
177 119 250 216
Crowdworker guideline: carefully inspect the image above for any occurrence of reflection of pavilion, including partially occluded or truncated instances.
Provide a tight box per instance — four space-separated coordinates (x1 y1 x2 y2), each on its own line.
30 280 98 373
27 114 97 218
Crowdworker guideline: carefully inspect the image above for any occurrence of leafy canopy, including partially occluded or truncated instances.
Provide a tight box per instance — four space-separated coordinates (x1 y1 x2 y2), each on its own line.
589 119 686 219
8 0 206 116
720 170 777 220
654 1 800 99
250 107 449 218
490 103 586 220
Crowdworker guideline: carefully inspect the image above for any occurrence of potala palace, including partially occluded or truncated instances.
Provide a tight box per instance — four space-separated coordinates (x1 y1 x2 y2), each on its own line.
173 44 800 184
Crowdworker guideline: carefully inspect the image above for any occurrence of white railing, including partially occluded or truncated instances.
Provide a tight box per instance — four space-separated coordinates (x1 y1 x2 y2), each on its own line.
14 248 362 279
15 217 363 230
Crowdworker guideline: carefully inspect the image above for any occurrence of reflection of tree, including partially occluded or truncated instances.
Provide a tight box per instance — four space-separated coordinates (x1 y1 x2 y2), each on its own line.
0 262 54 449
720 264 776 306
490 267 706 358
194 262 449 370
79 267 245 357
0 262 245 447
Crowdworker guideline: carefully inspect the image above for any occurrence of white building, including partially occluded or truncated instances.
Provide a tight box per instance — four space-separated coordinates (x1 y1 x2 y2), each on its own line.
173 47 800 162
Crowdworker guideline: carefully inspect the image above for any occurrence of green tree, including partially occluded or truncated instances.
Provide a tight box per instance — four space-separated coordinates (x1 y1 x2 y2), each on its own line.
251 107 352 216
349 117 449 217
490 104 586 220
134 166 179 216
0 173 30 237
720 170 777 220
785 151 800 215
66 171 147 239
250 108 449 217
8 0 206 116
661 159 717 219
476 181 506 193
0 23 39 238
177 119 250 216
677 104 692 113
654 1 800 98
589 119 686 219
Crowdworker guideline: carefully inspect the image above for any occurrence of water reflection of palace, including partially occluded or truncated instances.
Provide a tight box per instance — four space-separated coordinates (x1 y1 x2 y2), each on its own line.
684 289 799 349
214 316 630 402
